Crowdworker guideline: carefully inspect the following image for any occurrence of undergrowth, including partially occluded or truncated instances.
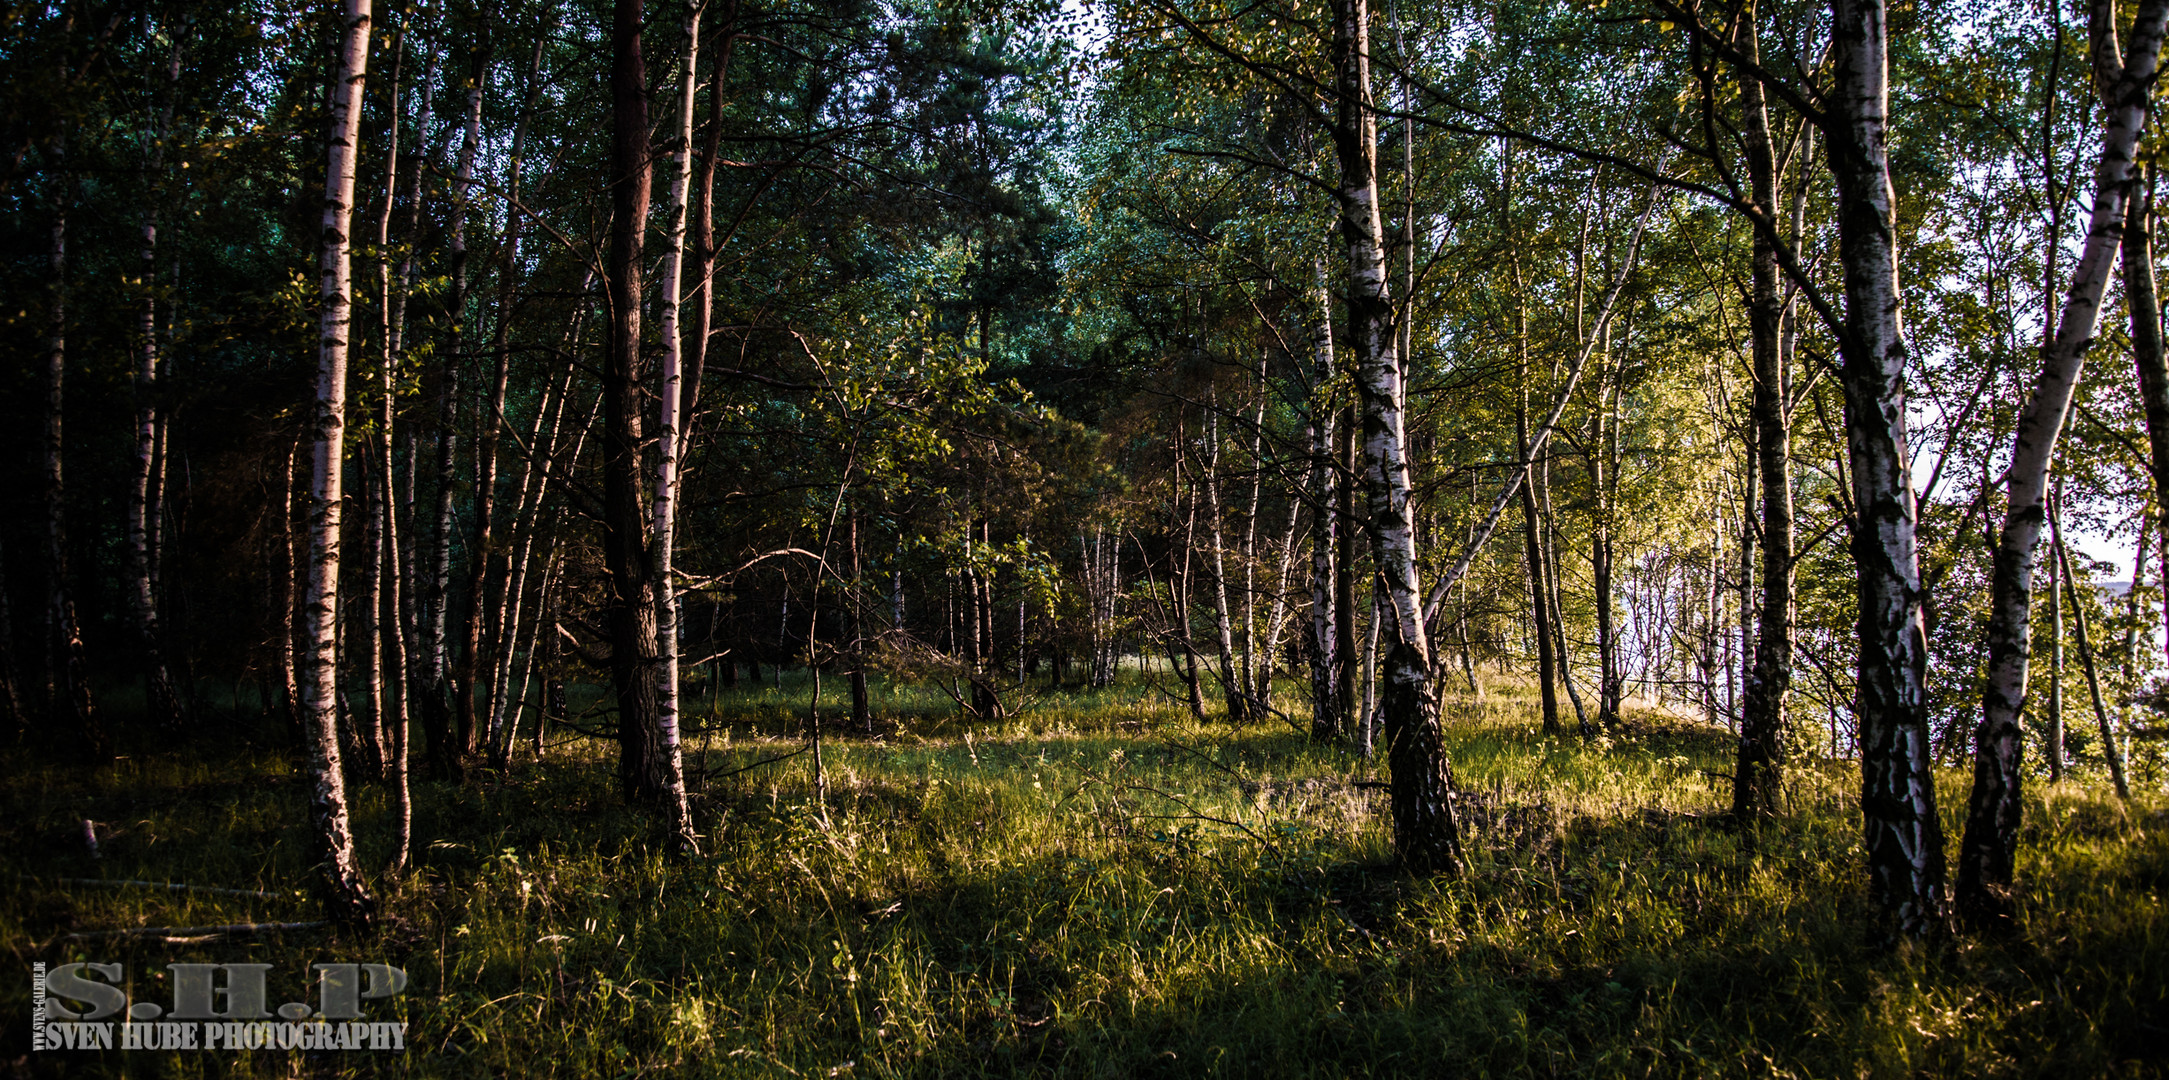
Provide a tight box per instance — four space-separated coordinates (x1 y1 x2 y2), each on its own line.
2 673 2163 1077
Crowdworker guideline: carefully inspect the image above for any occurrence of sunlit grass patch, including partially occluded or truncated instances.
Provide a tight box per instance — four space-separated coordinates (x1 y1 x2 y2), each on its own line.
3 673 2162 1077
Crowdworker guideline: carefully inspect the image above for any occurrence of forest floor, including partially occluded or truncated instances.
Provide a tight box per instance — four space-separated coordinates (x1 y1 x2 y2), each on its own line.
2 673 2164 1078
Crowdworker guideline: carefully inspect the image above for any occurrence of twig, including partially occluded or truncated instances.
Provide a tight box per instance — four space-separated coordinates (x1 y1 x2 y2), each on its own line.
1122 781 1282 855
1160 735 1250 785
697 746 811 782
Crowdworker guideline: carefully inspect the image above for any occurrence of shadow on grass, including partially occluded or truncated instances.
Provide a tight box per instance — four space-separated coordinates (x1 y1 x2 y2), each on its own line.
1 695 2163 1078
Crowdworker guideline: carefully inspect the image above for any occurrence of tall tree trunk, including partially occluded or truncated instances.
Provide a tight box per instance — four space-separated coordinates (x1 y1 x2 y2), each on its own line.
487 367 570 765
849 514 870 730
1829 0 1945 936
278 435 303 737
1518 382 1561 735
380 429 412 872
301 0 376 927
377 9 423 872
646 0 702 851
444 51 487 761
1308 260 1342 740
388 41 436 759
2047 485 2067 782
130 34 184 732
1204 403 1243 722
353 449 386 781
1959 0 2168 924
1733 1 1796 818
347 15 401 783
1335 404 1359 731
0 540 21 738
417 55 480 781
365 0 408 788
1258 503 1304 712
2056 527 2130 798
1813 0 1952 936
1335 0 1460 872
2124 169 2169 664
605 0 691 843
465 30 547 764
1546 491 1590 733
1241 359 1268 716
44 169 100 753
1591 373 1620 731
686 3 736 445
1169 427 1210 722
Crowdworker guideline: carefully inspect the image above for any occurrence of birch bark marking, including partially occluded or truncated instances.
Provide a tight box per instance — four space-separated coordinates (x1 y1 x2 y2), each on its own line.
1958 0 2169 925
1333 0 1460 873
649 1 704 853
1828 0 1943 935
1308 258 1341 740
278 435 302 736
302 0 376 927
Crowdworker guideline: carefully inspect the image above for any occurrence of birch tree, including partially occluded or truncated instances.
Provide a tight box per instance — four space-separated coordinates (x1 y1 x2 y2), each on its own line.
649 0 704 853
128 25 184 732
605 0 696 849
1827 0 1945 936
1958 0 2169 924
1334 0 1461 873
300 0 376 927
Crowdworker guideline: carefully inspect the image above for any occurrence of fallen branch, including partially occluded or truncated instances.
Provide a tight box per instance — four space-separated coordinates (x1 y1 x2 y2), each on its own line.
57 921 327 944
31 877 290 900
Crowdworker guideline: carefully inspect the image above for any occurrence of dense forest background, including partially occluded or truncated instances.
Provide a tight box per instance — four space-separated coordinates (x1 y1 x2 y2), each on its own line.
4 0 2168 1073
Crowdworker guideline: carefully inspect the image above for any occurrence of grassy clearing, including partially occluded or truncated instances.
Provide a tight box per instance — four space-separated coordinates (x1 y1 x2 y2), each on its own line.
2 674 2164 1077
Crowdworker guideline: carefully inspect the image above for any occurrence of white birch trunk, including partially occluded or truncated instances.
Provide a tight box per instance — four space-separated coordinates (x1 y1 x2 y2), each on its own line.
1959 0 2169 923
1308 259 1341 740
1335 0 1458 871
648 4 702 852
1829 0 1944 936
301 0 375 926
129 35 184 731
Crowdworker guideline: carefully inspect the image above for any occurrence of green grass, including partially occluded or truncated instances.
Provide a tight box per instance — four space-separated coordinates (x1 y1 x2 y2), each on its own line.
3 674 2164 1077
